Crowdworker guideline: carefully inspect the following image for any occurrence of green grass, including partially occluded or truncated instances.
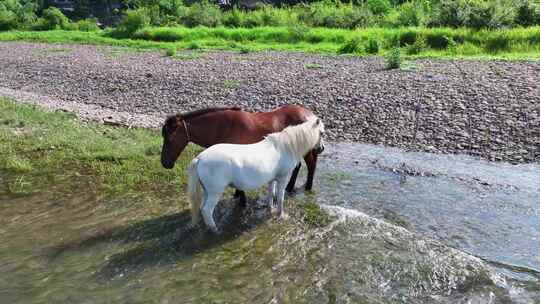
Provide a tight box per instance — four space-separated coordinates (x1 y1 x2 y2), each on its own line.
304 63 323 69
222 79 240 89
2 26 540 60
0 97 199 193
299 196 331 227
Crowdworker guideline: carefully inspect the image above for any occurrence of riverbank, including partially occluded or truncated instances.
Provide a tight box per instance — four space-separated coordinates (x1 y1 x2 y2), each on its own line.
1 41 538 163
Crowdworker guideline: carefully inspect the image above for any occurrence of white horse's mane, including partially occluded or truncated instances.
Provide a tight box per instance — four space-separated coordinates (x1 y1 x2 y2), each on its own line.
266 117 324 160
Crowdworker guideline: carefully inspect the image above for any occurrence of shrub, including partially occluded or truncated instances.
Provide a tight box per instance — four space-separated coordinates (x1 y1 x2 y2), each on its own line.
40 7 70 30
429 0 464 28
367 0 391 15
484 32 510 53
465 1 492 29
385 46 401 69
338 37 361 54
365 37 380 54
425 33 453 49
298 2 373 29
239 46 252 53
288 25 309 42
399 30 418 45
0 8 18 31
113 8 150 37
223 8 243 27
385 33 400 48
395 2 423 27
405 35 426 54
187 41 200 50
72 18 100 32
166 46 176 56
0 0 39 30
430 0 515 29
256 5 283 26
181 1 222 27
515 1 539 27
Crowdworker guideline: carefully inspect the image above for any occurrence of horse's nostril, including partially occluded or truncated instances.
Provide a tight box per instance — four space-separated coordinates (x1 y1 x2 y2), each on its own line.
161 159 175 169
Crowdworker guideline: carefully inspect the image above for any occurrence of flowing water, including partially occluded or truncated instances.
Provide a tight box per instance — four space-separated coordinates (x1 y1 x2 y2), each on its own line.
1 143 539 303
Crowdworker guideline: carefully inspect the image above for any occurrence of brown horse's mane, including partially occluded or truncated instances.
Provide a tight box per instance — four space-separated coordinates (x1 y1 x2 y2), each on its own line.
167 106 242 123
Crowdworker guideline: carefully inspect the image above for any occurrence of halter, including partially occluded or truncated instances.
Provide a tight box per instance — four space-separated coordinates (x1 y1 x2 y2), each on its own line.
181 119 191 143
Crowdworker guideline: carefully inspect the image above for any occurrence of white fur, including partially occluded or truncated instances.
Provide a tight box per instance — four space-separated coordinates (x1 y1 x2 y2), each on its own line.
187 117 325 232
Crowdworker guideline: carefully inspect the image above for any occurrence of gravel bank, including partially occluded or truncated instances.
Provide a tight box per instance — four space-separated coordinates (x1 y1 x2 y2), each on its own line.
1 42 539 163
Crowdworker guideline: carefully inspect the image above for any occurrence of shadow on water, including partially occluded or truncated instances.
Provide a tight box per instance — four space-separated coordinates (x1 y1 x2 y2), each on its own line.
46 198 271 280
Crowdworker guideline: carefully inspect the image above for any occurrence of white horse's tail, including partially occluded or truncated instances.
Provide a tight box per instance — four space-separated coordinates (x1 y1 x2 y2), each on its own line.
187 158 203 225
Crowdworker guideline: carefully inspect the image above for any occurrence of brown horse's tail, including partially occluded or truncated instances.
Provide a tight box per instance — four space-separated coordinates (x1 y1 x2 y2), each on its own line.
187 158 203 225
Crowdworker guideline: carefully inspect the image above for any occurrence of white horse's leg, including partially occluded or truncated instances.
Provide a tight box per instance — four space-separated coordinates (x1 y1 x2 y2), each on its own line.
201 192 222 233
276 176 289 219
266 180 276 208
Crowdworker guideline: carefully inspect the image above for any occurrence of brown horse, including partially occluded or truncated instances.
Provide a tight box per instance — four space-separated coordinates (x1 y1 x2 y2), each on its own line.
160 105 321 202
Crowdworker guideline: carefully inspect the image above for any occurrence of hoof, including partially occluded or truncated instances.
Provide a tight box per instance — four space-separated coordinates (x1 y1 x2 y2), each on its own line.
207 226 221 234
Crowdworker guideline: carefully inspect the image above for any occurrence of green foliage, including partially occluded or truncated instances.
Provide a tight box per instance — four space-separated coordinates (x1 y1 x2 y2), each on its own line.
385 46 401 69
72 18 100 32
186 41 200 49
365 37 380 54
30 6 71 31
0 8 19 31
239 46 252 53
515 1 540 27
181 1 222 28
425 32 453 49
396 1 423 27
0 0 39 31
399 29 418 45
2 22 540 59
3 0 540 32
367 0 391 15
405 35 426 54
298 1 374 29
222 8 243 27
429 0 517 29
112 8 150 37
165 46 176 56
287 25 309 42
338 36 361 54
299 199 331 227
484 32 510 53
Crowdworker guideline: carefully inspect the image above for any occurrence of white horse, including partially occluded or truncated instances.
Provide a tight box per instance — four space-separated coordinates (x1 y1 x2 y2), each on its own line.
187 117 325 233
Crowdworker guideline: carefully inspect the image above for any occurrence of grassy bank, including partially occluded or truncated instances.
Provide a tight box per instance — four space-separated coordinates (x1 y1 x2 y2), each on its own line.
0 97 198 194
2 26 540 59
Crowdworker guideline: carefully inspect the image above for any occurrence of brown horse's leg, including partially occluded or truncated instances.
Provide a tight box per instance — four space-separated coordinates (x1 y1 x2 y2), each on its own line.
286 163 301 193
234 189 247 207
305 150 318 191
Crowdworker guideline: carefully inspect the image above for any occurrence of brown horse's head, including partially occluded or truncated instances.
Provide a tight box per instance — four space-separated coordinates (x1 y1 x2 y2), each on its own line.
161 115 189 169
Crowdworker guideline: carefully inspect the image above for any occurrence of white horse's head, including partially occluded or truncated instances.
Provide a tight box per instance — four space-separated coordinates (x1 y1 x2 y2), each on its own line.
312 118 325 154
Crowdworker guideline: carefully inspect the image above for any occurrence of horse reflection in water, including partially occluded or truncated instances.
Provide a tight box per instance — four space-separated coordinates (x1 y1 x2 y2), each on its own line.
187 118 325 233
160 106 323 205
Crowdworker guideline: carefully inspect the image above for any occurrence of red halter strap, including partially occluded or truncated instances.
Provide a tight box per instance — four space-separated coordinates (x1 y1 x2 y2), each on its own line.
181 119 191 143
